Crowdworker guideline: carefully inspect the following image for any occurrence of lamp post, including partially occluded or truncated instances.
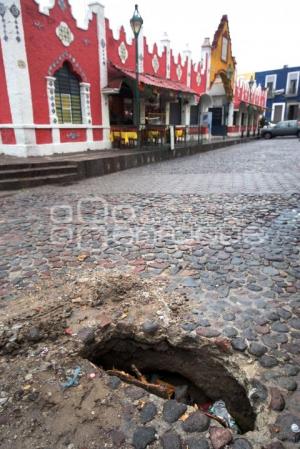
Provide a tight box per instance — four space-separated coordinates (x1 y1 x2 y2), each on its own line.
130 4 143 144
247 76 255 137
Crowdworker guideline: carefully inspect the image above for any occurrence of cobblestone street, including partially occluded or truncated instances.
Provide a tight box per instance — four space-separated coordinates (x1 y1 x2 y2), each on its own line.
1 138 300 448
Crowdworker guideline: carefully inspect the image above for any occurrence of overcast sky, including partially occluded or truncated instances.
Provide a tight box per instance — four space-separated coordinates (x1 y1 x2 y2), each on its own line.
41 0 300 74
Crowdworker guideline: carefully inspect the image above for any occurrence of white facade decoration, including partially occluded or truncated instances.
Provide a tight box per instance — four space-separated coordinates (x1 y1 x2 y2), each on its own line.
271 102 285 122
89 2 110 147
176 64 182 81
221 36 228 62
161 32 170 79
138 53 143 73
285 71 300 96
0 0 36 152
265 74 277 91
137 30 144 73
46 76 59 144
201 37 211 91
46 76 58 124
183 45 192 88
34 0 55 16
152 54 159 74
196 72 201 86
118 41 128 64
56 22 74 47
80 82 92 125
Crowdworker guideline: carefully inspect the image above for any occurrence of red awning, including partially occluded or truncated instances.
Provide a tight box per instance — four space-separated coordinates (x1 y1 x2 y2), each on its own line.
110 63 199 96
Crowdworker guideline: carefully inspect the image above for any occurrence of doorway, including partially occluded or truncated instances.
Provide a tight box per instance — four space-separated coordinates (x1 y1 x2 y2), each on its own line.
287 104 299 120
209 107 226 135
272 104 283 123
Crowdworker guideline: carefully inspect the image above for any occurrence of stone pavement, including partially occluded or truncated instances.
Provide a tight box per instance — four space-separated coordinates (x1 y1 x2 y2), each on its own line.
30 136 298 194
0 137 300 447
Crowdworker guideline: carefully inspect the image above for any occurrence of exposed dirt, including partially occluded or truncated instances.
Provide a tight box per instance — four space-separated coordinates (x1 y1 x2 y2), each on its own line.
0 270 285 449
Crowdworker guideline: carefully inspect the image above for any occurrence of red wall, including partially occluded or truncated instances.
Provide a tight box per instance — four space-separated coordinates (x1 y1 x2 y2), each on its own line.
93 128 103 141
0 40 15 144
143 40 166 78
169 51 187 86
35 129 52 144
22 0 102 127
190 62 206 96
1 130 16 145
105 18 206 97
106 20 135 71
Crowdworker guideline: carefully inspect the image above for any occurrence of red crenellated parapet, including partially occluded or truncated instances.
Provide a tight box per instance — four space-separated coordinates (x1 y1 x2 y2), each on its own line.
105 18 206 97
234 78 267 110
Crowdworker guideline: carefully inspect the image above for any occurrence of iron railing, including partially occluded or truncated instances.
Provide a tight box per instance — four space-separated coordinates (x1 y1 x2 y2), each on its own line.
110 124 207 150
109 124 258 149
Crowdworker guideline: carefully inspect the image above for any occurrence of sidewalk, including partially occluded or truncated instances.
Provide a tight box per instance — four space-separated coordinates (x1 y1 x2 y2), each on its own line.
0 136 257 190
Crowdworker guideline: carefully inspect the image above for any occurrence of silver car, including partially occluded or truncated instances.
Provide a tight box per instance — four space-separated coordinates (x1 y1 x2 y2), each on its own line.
261 120 300 139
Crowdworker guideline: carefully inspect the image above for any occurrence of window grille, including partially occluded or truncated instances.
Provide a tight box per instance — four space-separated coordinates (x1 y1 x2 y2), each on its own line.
54 63 82 124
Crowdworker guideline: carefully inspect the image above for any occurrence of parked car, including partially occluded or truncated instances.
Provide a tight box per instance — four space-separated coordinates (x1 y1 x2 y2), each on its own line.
260 120 300 139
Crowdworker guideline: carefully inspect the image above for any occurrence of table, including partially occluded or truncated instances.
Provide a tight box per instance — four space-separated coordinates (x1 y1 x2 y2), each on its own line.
110 131 138 145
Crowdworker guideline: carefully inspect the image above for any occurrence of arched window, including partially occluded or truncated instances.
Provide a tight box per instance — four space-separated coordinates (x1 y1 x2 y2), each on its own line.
54 62 82 124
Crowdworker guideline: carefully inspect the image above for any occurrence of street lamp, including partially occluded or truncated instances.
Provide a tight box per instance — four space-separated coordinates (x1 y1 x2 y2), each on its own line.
247 76 255 137
130 4 143 143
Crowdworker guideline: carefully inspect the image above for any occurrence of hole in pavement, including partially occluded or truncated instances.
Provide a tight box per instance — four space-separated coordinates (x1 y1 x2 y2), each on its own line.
84 336 256 434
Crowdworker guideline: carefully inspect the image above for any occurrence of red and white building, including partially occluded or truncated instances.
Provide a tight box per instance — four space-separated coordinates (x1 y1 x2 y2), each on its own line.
0 0 267 157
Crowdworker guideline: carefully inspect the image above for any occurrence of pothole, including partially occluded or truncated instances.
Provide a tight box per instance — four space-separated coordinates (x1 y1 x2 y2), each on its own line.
83 335 257 434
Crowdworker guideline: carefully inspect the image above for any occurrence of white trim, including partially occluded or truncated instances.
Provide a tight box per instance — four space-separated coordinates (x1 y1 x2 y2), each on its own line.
0 124 105 129
182 103 190 126
89 3 110 144
138 29 144 74
286 102 300 119
165 102 170 125
0 140 111 157
183 47 192 88
201 40 211 91
265 74 277 91
227 102 234 127
285 71 300 97
102 87 120 95
35 0 98 31
161 34 171 79
87 128 93 141
52 127 60 144
0 0 35 146
271 102 285 122
34 0 55 16
46 76 59 125
80 82 92 125
221 36 228 62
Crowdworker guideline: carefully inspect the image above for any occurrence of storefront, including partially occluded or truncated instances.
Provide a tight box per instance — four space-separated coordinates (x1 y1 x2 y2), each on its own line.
0 2 265 157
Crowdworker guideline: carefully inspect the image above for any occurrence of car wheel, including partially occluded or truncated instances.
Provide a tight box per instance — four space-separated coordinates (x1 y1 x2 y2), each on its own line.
297 130 300 138
264 132 272 139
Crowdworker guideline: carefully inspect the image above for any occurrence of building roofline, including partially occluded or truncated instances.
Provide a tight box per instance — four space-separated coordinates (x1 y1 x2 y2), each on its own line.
255 65 300 75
